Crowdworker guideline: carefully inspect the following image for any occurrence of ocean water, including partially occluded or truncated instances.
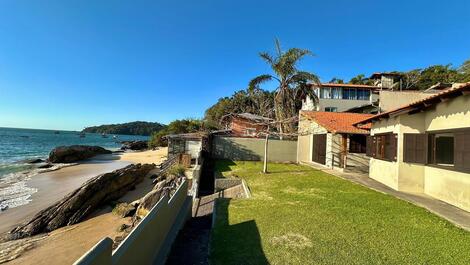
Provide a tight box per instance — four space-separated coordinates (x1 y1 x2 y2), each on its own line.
0 127 148 210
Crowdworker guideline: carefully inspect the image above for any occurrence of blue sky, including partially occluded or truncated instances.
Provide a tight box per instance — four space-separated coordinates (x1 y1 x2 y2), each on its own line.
0 0 469 130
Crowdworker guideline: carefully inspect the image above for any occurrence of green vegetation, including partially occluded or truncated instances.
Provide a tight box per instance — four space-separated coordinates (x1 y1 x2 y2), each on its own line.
167 164 186 177
249 39 320 134
82 121 165 136
211 161 470 265
204 89 275 128
148 119 215 148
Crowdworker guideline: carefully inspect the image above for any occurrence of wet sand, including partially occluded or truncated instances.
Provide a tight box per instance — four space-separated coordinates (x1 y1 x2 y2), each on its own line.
0 148 168 264
0 148 167 234
0 159 131 234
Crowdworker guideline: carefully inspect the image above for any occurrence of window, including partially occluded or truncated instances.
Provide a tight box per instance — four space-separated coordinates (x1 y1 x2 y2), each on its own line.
342 88 357 100
245 128 257 137
324 107 338 112
349 134 367 153
428 133 454 166
403 134 427 164
331 88 341 99
320 87 331 99
455 131 470 172
357 89 370 100
367 133 397 161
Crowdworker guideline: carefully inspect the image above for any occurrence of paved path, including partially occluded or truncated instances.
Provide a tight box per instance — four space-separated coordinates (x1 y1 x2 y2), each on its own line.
304 162 470 231
165 195 218 265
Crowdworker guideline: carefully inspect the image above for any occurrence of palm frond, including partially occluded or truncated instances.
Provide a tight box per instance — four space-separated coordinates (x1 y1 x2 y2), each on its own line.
259 52 274 65
248 74 274 91
274 38 282 57
283 48 313 65
290 71 320 84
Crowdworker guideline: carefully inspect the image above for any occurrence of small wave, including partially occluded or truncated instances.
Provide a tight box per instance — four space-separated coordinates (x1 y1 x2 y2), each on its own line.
0 163 77 211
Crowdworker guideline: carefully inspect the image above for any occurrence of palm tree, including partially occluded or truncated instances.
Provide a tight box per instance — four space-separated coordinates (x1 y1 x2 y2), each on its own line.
249 39 320 135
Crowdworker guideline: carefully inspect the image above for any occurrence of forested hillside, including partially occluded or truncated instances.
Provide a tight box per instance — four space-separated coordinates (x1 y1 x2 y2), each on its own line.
82 121 166 136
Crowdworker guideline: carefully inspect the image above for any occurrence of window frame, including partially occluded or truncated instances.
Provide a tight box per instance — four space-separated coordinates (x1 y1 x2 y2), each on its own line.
368 133 397 162
425 128 470 173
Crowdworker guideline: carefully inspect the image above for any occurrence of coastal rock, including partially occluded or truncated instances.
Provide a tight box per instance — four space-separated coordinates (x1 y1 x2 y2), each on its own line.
48 145 111 163
24 159 44 164
9 163 155 240
135 174 185 218
112 203 136 218
37 163 53 169
120 141 148 151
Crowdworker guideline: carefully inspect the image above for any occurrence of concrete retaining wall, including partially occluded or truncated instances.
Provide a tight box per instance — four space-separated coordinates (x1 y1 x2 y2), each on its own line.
73 180 191 265
212 136 297 162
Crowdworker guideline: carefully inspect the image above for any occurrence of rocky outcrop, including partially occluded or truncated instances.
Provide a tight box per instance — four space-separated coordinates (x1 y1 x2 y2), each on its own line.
120 141 148 151
135 174 185 218
9 163 155 240
48 145 111 163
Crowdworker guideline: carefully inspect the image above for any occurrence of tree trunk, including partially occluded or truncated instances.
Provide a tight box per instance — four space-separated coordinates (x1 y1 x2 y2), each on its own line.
263 133 269 173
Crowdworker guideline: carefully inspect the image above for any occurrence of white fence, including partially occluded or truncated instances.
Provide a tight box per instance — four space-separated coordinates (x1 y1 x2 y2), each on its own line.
74 180 191 265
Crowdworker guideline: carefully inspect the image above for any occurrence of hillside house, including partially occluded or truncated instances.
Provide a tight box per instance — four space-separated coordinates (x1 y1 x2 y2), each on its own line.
301 83 379 112
297 111 373 173
223 113 272 138
370 72 404 90
354 83 470 212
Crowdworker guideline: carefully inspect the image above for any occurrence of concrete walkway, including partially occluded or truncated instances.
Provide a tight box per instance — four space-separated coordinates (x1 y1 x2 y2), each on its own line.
304 162 470 231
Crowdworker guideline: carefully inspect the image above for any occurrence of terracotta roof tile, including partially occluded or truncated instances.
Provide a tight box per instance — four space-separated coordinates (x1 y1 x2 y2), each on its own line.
300 111 373 134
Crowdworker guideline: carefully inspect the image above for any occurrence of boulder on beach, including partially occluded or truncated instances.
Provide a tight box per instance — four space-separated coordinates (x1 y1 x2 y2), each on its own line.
120 141 148 151
9 163 155 240
24 158 45 164
48 145 112 163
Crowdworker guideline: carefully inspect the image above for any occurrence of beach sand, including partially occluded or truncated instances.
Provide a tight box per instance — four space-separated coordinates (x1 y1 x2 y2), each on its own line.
1 148 168 265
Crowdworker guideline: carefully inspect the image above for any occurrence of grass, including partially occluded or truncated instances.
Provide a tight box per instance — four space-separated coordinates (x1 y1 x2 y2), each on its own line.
210 161 470 265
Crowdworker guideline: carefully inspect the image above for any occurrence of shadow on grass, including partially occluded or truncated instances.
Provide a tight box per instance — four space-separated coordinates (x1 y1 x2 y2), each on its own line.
213 159 237 173
210 198 268 265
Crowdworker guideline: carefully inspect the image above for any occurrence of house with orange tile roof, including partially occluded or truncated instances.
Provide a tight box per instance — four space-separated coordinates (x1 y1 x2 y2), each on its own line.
297 110 373 172
354 82 470 212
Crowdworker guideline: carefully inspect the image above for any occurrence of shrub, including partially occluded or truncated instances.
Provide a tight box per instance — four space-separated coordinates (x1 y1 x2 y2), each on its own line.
168 164 186 177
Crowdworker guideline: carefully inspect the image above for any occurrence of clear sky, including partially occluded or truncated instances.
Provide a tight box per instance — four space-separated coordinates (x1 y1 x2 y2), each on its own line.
0 0 469 131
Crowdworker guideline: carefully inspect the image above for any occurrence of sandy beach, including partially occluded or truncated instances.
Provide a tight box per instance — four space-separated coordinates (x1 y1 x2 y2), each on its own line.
0 148 168 264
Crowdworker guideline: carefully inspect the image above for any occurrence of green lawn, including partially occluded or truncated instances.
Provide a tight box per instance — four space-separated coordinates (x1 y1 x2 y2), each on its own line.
210 161 470 265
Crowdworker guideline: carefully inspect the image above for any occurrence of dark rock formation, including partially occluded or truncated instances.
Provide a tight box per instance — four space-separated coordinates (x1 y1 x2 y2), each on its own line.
9 163 155 240
48 145 111 163
120 141 148 151
24 158 44 164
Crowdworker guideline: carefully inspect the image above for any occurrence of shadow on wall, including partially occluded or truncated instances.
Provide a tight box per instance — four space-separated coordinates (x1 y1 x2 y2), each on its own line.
210 198 268 265
331 139 370 169
213 137 261 161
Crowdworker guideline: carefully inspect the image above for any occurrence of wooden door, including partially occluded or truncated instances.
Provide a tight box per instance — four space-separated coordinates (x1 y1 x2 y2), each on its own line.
312 134 327 165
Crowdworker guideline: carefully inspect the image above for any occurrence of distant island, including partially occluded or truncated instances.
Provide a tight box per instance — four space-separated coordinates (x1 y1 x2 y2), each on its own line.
82 121 166 136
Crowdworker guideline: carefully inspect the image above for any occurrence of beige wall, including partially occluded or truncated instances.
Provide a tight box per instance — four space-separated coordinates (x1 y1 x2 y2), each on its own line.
369 94 470 212
212 136 297 162
379 90 433 112
74 181 192 265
